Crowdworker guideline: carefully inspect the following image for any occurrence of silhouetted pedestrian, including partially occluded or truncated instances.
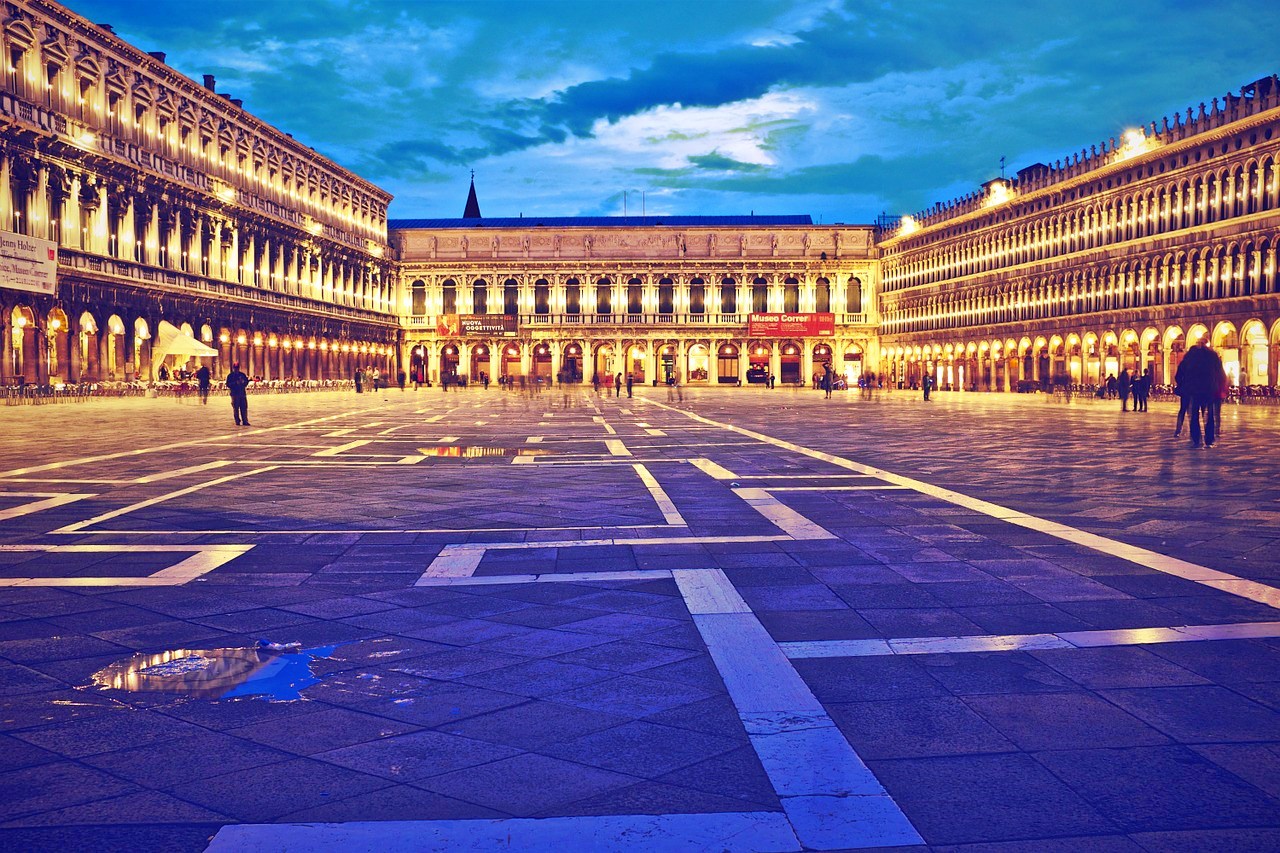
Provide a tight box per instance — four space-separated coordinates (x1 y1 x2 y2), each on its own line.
226 363 250 426
1118 369 1132 411
1174 339 1226 448
615 372 622 397
196 364 211 405
625 373 633 398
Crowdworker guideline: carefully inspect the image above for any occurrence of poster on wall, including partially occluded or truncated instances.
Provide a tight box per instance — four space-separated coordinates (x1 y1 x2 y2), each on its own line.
0 230 58 296
747 313 835 337
435 314 518 336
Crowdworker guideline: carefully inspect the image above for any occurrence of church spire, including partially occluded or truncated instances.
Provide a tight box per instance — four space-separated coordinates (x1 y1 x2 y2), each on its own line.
462 171 481 219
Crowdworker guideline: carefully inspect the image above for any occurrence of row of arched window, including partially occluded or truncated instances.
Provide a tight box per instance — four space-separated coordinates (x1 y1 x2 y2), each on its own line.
2 14 388 235
884 238 1277 333
409 274 867 318
884 155 1279 290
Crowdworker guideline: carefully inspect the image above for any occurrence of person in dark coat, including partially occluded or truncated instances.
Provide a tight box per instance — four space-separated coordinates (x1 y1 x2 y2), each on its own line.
196 364 211 405
614 372 623 397
625 373 633 398
1118 369 1132 411
226 363 250 426
354 369 364 393
1134 368 1151 412
1173 340 1226 448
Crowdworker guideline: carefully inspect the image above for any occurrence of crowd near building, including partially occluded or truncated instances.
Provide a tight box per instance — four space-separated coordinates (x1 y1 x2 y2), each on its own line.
2 0 1278 394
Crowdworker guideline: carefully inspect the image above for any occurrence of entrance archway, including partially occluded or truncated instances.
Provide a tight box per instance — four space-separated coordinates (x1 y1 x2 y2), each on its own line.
716 344 739 384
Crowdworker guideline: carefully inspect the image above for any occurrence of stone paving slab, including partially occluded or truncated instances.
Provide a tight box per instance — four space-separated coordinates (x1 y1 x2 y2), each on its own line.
1 387 1279 851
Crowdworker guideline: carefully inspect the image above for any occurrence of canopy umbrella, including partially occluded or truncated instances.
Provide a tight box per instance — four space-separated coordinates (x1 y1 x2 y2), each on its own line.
151 321 218 375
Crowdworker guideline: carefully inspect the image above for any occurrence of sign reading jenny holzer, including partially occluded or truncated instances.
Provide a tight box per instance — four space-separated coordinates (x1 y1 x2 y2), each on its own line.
0 230 58 296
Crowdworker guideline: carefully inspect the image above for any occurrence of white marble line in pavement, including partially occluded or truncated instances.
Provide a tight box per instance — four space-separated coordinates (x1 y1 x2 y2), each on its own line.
417 549 485 581
416 569 672 586
653 401 1280 614
605 438 631 456
690 457 738 480
733 487 837 540
0 409 361 479
526 435 544 443
0 492 95 522
681 569 923 849
633 463 687 526
781 620 1280 658
0 544 254 588
133 460 232 483
767 485 909 491
312 439 372 457
50 466 279 534
206 811 801 853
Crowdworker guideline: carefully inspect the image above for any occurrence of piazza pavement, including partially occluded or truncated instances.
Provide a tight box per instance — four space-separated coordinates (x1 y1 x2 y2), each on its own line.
0 382 1278 852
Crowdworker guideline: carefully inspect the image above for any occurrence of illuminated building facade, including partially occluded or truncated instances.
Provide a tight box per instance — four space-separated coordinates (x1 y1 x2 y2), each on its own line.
877 76 1280 393
0 0 397 386
393 213 877 387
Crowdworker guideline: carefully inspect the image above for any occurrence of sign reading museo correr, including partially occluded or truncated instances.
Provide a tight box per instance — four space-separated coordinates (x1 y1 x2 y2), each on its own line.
436 314 519 336
0 230 58 296
747 313 835 337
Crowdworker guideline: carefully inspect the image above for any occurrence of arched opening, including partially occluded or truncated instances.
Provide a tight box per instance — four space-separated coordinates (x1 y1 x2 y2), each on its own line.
440 343 460 384
470 343 490 383
717 343 739 384
685 343 709 383
561 343 583 383
626 343 646 383
532 342 552 380
1239 320 1268 388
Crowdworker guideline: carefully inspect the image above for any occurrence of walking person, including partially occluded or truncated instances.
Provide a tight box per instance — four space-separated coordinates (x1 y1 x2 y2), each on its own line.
226 362 250 426
1173 338 1226 448
1134 368 1151 412
625 373 633 398
922 373 932 401
354 368 364 394
592 373 601 394
1118 368 1132 412
196 364 211 405
822 363 834 399
615 372 623 397
397 369 406 391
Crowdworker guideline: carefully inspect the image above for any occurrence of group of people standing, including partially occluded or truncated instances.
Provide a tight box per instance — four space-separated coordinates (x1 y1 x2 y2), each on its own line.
1112 368 1154 412
1173 339 1229 448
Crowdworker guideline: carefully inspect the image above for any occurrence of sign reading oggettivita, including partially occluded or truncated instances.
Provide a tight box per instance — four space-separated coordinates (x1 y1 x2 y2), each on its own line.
0 230 57 296
436 314 519 336
747 313 835 337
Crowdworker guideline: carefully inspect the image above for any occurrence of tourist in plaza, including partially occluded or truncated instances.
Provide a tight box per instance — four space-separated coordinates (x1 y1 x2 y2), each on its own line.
354 368 364 394
592 373 601 394
822 363 834 399
615 372 622 397
1118 368 1132 411
1173 339 1227 448
196 364 211 405
922 373 932 401
769 372 776 389
1134 368 1151 412
226 363 250 426
625 373 633 398
482 371 490 390
397 369 406 390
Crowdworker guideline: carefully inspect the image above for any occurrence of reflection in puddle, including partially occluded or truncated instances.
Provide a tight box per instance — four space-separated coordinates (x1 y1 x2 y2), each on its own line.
416 446 552 458
93 643 340 701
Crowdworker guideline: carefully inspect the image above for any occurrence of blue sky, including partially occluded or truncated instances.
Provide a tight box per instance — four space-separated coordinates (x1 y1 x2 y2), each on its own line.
68 0 1280 224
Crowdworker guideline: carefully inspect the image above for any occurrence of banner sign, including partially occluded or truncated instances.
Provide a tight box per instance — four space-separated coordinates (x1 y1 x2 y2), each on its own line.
747 312 835 337
436 314 518 336
0 230 58 296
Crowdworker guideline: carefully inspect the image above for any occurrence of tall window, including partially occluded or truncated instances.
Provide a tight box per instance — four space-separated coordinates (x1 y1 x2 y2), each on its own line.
720 278 736 313
627 279 643 314
411 280 426 315
566 278 581 314
504 279 518 316
752 278 768 313
596 278 612 314
845 277 862 313
534 279 550 314
815 277 830 313
689 278 705 314
472 279 487 314
783 278 799 313
658 278 674 314
442 279 457 314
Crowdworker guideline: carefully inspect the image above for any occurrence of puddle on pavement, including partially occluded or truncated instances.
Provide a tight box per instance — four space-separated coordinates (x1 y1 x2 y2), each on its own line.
92 643 340 701
416 446 552 458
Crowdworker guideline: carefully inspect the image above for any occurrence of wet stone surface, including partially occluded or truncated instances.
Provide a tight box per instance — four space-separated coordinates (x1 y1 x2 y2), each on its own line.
0 386 1278 851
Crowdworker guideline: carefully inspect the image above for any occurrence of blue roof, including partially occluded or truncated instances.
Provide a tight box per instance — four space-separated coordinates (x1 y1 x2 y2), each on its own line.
388 215 814 229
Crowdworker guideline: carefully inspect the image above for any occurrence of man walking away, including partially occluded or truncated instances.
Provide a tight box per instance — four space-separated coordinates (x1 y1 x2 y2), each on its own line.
615 372 623 397
1118 369 1132 411
226 363 250 426
1135 368 1151 412
196 364 211 405
1174 339 1225 448
625 373 633 398
923 374 932 401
